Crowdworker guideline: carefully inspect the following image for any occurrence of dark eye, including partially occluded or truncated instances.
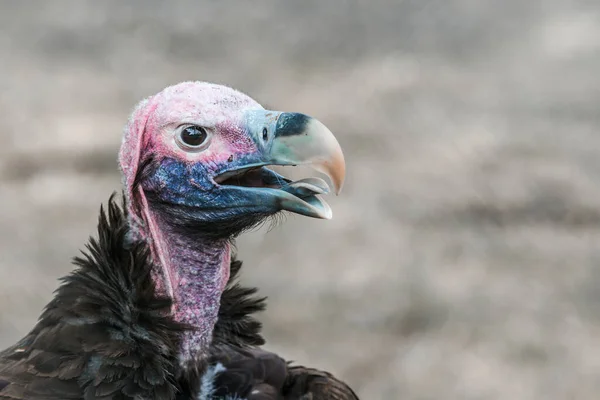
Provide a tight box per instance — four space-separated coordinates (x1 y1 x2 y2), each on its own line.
177 126 210 151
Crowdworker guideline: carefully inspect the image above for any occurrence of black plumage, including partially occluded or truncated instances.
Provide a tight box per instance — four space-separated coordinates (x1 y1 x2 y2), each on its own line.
0 196 358 399
0 196 186 399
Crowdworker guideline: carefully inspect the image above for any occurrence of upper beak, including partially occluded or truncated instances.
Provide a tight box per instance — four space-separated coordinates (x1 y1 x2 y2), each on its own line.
244 110 346 194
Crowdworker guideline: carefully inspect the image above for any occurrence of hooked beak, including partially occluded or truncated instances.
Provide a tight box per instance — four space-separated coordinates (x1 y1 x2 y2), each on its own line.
250 111 345 195
215 110 346 219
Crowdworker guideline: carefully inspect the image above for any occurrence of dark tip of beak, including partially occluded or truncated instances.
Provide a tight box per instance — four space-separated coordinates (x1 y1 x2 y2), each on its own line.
274 113 311 138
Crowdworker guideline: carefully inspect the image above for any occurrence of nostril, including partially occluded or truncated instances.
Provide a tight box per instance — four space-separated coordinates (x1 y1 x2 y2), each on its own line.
262 127 268 141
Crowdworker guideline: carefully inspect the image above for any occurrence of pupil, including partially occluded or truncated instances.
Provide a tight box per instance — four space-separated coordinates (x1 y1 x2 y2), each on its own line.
182 127 206 146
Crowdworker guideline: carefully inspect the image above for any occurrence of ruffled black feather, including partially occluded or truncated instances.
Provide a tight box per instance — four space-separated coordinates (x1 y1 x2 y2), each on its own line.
0 194 358 399
0 194 187 399
212 259 267 349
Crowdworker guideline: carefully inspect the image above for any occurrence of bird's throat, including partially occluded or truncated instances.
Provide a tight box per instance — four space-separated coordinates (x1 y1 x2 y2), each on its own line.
141 207 231 363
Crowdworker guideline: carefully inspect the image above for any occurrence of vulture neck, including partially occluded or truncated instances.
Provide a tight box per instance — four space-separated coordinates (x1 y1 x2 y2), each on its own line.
139 206 231 364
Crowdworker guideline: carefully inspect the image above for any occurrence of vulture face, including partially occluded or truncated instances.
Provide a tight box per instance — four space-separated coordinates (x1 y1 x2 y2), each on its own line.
117 81 346 359
120 82 345 239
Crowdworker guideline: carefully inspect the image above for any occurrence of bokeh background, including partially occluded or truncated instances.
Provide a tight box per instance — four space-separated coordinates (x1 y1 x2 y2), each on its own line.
1 1 600 398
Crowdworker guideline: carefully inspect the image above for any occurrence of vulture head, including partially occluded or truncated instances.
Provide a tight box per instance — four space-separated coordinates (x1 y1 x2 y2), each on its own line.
118 81 345 362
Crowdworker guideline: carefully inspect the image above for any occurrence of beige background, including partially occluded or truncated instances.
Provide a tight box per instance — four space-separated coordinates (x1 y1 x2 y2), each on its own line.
1 1 600 399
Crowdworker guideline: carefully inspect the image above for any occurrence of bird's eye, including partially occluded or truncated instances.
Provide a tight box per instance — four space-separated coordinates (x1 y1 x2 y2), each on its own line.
176 126 210 151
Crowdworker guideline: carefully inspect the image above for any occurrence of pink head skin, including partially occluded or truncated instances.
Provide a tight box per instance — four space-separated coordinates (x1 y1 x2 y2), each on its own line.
120 81 262 235
119 82 266 362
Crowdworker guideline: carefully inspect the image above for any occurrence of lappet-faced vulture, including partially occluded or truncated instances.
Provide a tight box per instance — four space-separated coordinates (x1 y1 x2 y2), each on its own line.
0 82 358 399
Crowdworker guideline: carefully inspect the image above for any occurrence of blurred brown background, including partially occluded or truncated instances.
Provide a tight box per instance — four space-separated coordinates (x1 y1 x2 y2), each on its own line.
1 1 600 399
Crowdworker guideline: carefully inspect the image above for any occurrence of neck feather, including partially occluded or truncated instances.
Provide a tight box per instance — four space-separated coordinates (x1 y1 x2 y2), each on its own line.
139 206 231 363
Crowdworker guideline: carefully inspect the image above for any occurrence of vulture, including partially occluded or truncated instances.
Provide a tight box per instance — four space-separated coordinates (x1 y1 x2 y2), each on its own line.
0 82 359 400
